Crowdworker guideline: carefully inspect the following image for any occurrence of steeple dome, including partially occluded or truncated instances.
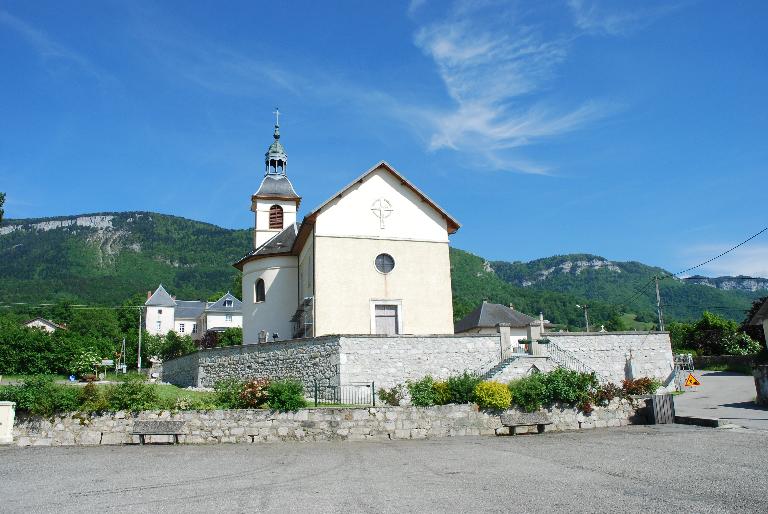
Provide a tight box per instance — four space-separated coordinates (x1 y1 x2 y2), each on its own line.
265 108 287 174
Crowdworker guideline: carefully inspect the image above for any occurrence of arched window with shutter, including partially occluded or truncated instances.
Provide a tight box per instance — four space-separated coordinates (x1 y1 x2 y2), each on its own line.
269 205 283 229
255 279 266 303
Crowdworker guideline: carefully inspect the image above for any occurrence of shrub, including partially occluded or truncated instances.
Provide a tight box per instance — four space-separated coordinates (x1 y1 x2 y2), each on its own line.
591 383 621 407
239 378 270 408
446 372 482 404
406 376 439 407
70 349 101 377
543 368 598 406
213 378 245 409
433 381 451 405
79 382 109 413
266 379 307 411
5 376 82 416
378 384 405 406
474 381 512 410
722 333 762 356
622 377 661 396
508 375 547 412
106 376 160 411
507 369 600 412
171 395 216 411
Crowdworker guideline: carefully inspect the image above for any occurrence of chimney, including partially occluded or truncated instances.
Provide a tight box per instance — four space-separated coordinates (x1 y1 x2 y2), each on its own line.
509 304 515 311
147 291 151 300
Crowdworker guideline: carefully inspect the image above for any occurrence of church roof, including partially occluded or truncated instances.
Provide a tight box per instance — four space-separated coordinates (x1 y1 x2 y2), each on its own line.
253 174 300 201
301 161 460 234
233 223 299 270
206 292 243 314
454 302 537 333
145 284 176 307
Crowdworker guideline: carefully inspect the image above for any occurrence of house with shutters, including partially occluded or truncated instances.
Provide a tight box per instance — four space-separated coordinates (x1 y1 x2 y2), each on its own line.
234 116 460 343
144 284 242 340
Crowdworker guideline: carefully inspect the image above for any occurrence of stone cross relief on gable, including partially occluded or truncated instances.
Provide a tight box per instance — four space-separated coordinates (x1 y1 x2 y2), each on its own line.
371 198 393 229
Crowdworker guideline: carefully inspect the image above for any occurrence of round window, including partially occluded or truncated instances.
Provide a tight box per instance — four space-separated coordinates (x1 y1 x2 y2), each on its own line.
375 253 395 274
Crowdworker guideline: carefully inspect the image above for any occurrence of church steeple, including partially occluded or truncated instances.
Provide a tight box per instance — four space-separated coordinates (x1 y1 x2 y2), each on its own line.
252 109 300 249
265 107 287 175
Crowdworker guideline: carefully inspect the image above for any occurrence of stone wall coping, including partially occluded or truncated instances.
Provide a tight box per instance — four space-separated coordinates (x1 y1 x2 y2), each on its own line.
164 333 500 366
0 401 15 407
542 331 669 336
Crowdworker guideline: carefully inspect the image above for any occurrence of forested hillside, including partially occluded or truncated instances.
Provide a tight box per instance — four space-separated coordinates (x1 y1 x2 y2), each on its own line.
0 213 248 304
490 254 760 322
0 212 759 326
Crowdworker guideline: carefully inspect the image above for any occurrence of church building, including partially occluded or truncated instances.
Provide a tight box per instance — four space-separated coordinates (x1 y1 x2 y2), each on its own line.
234 116 460 343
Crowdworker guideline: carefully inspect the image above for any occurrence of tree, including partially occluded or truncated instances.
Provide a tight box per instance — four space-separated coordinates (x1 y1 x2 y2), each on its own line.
219 327 243 347
159 331 195 361
741 296 767 346
0 192 5 223
604 314 628 332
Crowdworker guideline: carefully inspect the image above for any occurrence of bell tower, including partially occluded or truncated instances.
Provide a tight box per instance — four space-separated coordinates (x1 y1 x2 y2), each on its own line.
251 109 301 249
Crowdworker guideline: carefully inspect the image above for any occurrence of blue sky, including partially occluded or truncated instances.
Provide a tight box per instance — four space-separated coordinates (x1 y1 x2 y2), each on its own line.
1 0 767 276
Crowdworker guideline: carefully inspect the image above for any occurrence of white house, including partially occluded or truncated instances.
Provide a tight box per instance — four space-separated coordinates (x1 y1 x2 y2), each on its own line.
23 317 64 333
144 285 242 339
234 119 460 343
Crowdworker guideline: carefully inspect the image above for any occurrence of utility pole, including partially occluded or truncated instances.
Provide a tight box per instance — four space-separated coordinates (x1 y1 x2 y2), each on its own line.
655 275 665 331
576 304 590 332
137 308 143 371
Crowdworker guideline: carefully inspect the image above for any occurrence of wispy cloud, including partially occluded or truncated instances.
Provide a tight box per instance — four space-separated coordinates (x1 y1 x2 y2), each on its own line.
409 1 617 173
567 0 684 36
0 10 108 82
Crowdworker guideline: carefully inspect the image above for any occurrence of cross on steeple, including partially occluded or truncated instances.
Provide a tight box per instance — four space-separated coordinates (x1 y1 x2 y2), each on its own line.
273 107 280 127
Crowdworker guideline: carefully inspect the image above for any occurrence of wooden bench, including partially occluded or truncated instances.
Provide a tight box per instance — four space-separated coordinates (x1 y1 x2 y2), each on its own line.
132 420 186 445
499 412 552 436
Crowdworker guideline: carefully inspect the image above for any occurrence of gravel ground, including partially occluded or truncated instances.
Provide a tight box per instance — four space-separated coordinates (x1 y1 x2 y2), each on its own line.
1 424 766 513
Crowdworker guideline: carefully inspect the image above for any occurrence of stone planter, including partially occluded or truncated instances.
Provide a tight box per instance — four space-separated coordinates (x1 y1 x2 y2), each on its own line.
0 401 16 444
754 365 768 406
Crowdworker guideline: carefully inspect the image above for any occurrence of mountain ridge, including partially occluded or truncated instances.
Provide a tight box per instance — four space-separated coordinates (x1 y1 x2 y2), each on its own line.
1 212 762 325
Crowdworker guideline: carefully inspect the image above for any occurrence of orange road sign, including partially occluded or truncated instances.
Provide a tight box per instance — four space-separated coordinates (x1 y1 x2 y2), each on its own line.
684 373 701 387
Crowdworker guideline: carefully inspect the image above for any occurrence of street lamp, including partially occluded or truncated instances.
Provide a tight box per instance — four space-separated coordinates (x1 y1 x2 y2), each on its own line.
576 304 590 332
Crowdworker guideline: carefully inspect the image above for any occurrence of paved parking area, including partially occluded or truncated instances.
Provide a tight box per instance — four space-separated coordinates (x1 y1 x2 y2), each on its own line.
1 424 767 513
674 370 768 430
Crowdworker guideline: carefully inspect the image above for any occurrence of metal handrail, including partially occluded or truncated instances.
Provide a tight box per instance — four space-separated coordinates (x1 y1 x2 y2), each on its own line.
545 341 606 383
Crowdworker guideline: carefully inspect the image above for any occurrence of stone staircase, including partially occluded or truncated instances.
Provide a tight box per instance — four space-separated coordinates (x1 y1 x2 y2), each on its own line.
481 340 605 383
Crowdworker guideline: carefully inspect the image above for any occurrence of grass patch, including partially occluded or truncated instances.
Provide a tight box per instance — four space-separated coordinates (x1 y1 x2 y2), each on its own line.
620 313 655 331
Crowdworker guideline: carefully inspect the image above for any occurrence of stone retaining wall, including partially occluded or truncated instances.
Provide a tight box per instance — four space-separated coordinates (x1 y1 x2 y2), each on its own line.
163 337 342 389
545 332 675 387
339 335 501 388
11 398 647 446
693 354 754 370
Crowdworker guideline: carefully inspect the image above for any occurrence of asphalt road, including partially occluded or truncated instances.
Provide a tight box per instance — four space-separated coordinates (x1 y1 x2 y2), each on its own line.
674 370 768 430
2 425 767 513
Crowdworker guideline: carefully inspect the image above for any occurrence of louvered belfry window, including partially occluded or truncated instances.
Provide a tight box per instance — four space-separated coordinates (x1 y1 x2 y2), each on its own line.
269 205 283 229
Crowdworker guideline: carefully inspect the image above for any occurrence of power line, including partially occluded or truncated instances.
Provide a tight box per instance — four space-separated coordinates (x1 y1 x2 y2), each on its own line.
670 226 768 278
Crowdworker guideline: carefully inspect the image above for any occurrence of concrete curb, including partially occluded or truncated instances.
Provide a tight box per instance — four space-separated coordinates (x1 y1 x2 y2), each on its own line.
674 415 723 428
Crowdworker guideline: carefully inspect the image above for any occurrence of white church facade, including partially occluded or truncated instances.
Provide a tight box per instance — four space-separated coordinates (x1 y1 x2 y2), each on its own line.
235 119 460 343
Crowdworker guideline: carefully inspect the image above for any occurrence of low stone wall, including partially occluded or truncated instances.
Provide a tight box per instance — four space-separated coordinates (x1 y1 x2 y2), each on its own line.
163 337 342 389
10 398 646 446
339 334 501 388
693 355 754 370
545 332 675 387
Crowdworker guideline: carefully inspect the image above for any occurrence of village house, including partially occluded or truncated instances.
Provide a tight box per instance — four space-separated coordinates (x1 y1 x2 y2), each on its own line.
144 285 242 339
